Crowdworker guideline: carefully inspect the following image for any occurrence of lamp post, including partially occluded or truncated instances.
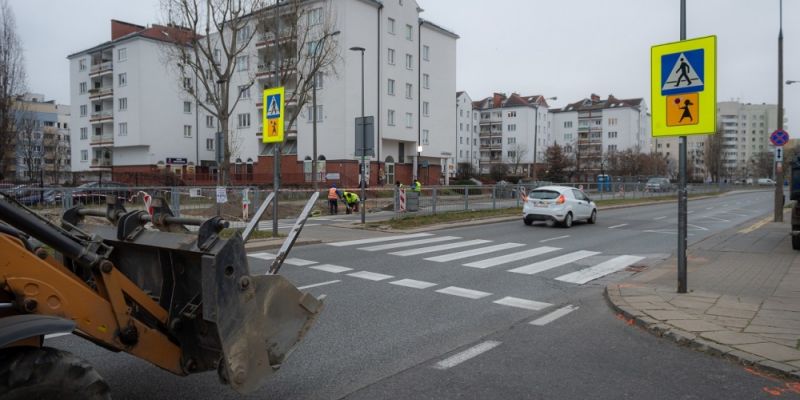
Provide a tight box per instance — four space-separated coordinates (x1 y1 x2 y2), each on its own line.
312 31 340 191
532 96 557 182
349 46 366 224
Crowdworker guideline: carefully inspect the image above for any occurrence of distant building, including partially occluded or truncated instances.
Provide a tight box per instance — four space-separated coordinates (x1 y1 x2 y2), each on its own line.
455 91 478 174
6 93 71 183
551 94 650 180
472 93 552 176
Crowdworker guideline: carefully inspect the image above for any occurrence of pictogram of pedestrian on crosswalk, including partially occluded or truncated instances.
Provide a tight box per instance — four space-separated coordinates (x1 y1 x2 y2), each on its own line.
262 87 285 143
661 49 704 96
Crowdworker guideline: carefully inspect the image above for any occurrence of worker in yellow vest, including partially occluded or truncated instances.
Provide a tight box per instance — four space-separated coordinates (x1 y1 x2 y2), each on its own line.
343 191 360 214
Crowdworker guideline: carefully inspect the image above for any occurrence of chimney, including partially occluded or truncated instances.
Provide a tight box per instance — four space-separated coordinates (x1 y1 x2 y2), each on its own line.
111 20 145 40
590 93 600 102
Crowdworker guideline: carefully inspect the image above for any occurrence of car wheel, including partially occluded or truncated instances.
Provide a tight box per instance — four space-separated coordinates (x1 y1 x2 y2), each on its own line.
562 212 573 228
523 218 533 226
588 209 597 224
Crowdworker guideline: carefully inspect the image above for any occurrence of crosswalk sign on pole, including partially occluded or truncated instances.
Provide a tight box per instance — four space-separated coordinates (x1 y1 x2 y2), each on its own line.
262 87 285 143
651 36 716 137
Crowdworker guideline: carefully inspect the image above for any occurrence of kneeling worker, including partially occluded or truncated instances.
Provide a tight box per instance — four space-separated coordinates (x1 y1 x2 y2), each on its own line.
343 191 360 214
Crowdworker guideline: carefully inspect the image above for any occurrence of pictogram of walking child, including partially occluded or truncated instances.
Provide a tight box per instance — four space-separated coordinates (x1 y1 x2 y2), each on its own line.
678 98 694 122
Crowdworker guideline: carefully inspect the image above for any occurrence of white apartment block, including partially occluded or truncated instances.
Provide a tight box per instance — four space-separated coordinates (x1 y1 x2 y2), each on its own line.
455 91 479 174
551 94 651 177
227 0 458 185
472 93 552 175
68 20 216 177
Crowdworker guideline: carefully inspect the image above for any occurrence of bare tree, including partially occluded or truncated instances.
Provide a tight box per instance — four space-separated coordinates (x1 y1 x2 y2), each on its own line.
15 108 41 182
0 0 26 181
753 151 774 179
705 126 724 183
507 143 528 176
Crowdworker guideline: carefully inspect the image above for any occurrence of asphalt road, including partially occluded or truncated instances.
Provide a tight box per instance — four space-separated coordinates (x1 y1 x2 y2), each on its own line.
47 189 798 399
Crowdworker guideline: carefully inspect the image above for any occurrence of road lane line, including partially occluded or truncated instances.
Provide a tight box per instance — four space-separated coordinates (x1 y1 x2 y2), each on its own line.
508 250 600 275
435 286 492 299
530 305 579 326
433 341 502 370
463 247 561 269
347 271 394 281
360 236 460 251
555 255 646 284
540 235 569 243
687 211 694 214
390 239 491 256
298 280 341 290
284 258 317 266
390 279 437 289
425 243 525 262
328 233 433 247
653 216 667 220
309 264 353 273
249 252 275 260
706 207 713 210
493 296 552 311
608 224 628 229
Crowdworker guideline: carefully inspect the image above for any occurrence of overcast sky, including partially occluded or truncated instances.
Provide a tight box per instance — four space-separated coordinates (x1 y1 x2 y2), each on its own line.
11 0 800 127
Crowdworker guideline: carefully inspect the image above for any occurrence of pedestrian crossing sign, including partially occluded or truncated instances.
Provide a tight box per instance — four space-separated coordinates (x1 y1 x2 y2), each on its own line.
651 35 716 137
262 87 285 143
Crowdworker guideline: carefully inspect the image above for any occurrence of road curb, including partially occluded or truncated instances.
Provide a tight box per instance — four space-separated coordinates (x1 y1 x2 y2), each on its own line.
603 285 800 381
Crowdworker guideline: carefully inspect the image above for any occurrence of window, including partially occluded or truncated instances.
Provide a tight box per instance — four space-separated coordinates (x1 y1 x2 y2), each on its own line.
183 101 192 113
508 111 517 117
213 49 221 64
405 112 413 128
117 48 127 61
422 73 430 89
460 137 464 144
422 129 429 145
206 115 214 128
307 39 320 57
308 8 323 25
80 105 87 117
608 144 617 152
118 122 127 136
80 127 88 139
118 98 127 111
423 101 430 117
306 105 323 122
608 131 617 138
405 83 413 99
184 125 192 138
387 48 395 65
405 24 413 40
387 79 395 96
239 85 251 99
608 117 618 126
405 54 413 69
183 77 192 90
563 121 572 128
388 109 396 126
79 59 86 71
508 124 516 131
81 150 88 162
236 55 249 71
238 113 251 128
206 138 214 150
388 18 395 34
314 72 323 89
236 25 251 43
423 45 430 61
79 82 87 94
118 73 127 87
508 151 516 158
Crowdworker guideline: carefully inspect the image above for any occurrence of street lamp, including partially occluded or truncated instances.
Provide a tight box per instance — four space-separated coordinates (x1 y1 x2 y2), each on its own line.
311 30 340 190
349 46 366 224
787 80 798 85
532 96 557 182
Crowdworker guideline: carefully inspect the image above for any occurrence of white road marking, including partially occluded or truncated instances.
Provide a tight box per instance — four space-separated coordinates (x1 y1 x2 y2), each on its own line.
435 286 492 299
508 250 600 275
390 239 491 256
425 243 525 262
687 211 695 214
643 230 678 235
530 305 579 326
347 271 394 281
284 258 317 266
493 296 552 311
297 280 341 290
360 236 460 251
555 255 646 284
608 224 628 229
249 252 275 260
309 264 353 273
44 332 72 339
706 207 713 210
463 247 560 269
653 216 667 220
390 279 437 289
433 341 502 370
328 233 433 247
540 235 570 243
688 224 709 231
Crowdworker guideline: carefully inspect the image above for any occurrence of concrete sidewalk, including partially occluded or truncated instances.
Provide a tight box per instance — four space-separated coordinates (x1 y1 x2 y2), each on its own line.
606 210 800 379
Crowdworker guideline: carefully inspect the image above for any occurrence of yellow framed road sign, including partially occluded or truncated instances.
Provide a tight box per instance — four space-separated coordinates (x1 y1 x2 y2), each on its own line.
651 35 716 137
262 87 285 143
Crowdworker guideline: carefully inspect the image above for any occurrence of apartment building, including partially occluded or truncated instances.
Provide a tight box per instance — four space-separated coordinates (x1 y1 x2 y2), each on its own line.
6 93 71 183
67 20 216 178
228 0 458 186
455 91 478 174
551 94 651 179
472 93 552 175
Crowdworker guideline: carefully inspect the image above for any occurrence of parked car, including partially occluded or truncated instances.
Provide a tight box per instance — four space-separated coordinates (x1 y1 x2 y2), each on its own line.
758 178 776 186
522 186 597 228
69 181 133 205
645 177 673 192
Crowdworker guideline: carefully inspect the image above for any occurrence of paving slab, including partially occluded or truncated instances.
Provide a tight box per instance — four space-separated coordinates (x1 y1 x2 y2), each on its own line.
644 310 698 321
734 343 800 363
667 319 724 333
700 331 767 346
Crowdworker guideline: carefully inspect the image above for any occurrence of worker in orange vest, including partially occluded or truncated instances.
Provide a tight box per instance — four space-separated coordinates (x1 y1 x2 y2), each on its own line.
328 184 340 214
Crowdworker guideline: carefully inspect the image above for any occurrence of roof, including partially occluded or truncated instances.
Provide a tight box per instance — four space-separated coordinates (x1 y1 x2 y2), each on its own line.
420 18 460 39
68 21 198 59
553 94 644 113
472 93 551 110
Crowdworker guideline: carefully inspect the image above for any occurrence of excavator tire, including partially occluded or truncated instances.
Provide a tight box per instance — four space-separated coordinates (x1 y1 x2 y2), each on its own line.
0 346 110 400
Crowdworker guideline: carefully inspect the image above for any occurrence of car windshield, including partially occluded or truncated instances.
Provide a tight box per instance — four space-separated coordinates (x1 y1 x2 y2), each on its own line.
528 190 561 200
646 179 662 184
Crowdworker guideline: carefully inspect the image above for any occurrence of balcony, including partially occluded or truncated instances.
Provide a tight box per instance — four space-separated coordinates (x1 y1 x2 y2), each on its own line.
89 61 113 76
256 60 297 79
91 158 113 168
254 30 295 48
90 134 114 146
90 110 113 123
88 86 113 100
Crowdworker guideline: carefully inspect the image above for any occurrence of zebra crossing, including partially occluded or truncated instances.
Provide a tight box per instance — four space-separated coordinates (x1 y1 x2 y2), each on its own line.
327 233 645 285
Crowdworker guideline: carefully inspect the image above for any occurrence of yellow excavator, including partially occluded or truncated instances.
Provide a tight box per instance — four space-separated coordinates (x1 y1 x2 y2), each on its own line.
0 190 322 399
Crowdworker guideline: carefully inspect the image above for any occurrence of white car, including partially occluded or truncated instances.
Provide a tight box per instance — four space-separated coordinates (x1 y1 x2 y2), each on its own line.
523 186 597 228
